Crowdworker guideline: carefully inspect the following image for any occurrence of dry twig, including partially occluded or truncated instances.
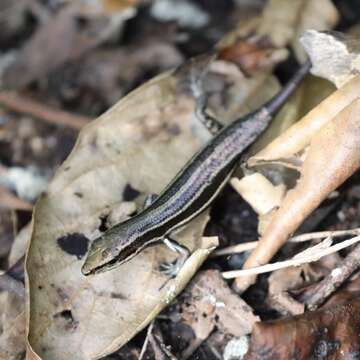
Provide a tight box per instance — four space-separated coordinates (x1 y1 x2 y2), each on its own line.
302 243 360 309
0 91 91 129
149 327 178 360
0 186 32 211
139 321 155 360
212 228 360 257
222 235 360 279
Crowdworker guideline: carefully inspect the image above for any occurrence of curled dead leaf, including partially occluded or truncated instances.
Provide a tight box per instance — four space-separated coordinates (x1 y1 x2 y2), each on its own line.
235 97 360 292
249 74 360 164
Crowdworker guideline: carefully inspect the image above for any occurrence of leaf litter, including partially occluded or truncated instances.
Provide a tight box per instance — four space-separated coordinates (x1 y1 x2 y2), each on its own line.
1 1 360 360
233 30 360 293
24 41 287 357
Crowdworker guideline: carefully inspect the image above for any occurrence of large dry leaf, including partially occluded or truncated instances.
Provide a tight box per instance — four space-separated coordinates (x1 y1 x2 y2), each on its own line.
25 66 216 359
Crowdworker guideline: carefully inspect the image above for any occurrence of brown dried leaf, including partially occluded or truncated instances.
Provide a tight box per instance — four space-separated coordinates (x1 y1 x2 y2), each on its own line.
267 264 324 315
249 75 335 157
218 38 287 75
248 73 360 165
258 0 338 61
2 3 135 89
235 97 360 292
72 43 183 105
231 76 334 236
244 298 360 360
25 64 219 359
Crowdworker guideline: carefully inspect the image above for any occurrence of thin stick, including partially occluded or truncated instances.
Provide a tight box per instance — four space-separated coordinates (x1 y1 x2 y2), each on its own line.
303 243 360 309
213 228 360 257
0 91 92 129
149 332 178 360
222 235 360 279
289 228 360 242
139 321 155 360
0 186 32 211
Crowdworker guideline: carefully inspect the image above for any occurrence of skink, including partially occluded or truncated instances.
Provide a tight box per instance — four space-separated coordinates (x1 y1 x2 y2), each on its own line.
82 60 311 276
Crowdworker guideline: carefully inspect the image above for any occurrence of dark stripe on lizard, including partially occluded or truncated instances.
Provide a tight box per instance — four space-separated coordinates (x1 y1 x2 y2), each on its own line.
82 60 311 275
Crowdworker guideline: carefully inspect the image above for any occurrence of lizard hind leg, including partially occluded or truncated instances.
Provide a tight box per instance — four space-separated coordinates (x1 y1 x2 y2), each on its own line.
160 237 190 278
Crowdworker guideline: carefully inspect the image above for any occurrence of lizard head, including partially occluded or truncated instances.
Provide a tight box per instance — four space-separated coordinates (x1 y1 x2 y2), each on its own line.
81 225 133 275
